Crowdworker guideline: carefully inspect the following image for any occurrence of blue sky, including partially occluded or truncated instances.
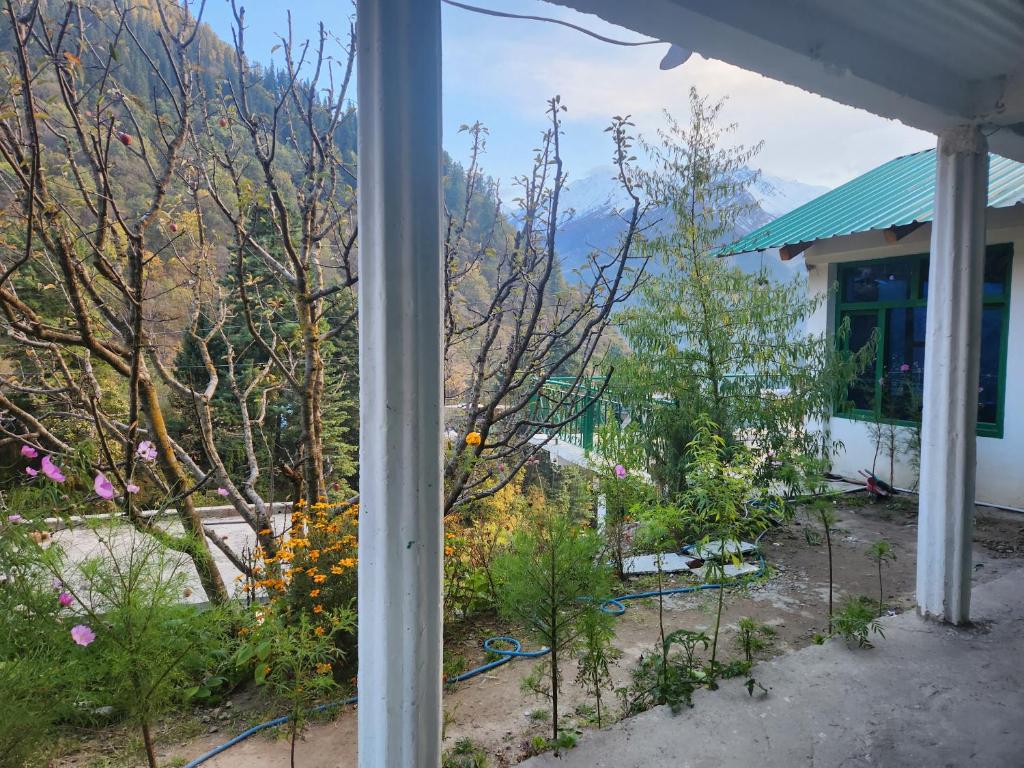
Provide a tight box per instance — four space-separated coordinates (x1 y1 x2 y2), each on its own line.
201 0 932 190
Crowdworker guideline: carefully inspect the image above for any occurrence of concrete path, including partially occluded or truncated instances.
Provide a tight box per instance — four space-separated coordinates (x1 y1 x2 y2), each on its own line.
53 512 291 604
521 567 1024 768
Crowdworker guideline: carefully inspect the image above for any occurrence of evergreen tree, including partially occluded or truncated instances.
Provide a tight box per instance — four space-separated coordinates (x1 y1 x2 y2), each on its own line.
494 501 610 743
170 206 358 500
615 89 870 495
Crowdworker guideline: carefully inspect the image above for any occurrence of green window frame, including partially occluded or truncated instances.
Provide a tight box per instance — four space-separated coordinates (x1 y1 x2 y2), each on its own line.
834 243 1013 438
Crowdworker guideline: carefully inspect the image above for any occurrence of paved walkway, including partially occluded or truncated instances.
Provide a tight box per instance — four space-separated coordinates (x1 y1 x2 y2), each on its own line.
522 567 1024 768
53 512 291 603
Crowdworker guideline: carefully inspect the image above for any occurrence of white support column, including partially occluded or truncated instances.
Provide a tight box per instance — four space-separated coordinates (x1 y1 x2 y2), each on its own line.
916 126 988 625
356 1 443 766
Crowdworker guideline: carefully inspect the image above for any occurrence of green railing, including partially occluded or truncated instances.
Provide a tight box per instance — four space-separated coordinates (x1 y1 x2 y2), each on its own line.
529 377 623 450
530 373 793 451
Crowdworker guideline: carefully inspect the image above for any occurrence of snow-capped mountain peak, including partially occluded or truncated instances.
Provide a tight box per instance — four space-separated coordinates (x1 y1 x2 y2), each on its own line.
750 173 828 217
559 164 634 219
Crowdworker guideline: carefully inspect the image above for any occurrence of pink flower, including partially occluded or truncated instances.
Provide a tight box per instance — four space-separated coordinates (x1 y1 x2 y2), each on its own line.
70 624 96 646
94 472 115 500
136 441 158 462
25 467 38 477
217 487 229 497
614 464 627 479
7 514 22 523
899 364 911 372
20 444 37 459
94 473 116 501
41 456 66 483
58 592 73 608
126 483 140 494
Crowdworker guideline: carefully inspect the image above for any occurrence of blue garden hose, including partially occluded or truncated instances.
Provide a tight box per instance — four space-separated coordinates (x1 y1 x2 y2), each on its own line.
183 545 767 767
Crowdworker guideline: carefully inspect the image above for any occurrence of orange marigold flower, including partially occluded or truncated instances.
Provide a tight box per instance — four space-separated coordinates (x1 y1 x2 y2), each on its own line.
314 626 326 637
313 604 324 614
465 431 482 446
309 589 321 598
316 662 332 674
313 573 327 584
258 528 272 536
444 546 455 557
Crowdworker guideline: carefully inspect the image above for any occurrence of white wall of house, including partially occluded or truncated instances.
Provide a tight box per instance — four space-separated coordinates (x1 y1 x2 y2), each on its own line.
804 206 1024 510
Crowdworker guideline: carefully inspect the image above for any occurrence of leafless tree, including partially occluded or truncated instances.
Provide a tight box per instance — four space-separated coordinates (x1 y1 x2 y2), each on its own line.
0 0 231 600
192 1 358 505
0 0 649 605
442 99 652 513
0 0 356 603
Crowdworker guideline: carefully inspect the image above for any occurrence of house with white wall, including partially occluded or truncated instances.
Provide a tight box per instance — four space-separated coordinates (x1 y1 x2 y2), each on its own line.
722 149 1024 510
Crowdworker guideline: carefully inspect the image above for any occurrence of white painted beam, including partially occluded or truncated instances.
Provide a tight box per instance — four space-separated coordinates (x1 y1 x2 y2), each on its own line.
356 1 444 765
916 126 988 625
551 1 968 122
551 0 1024 162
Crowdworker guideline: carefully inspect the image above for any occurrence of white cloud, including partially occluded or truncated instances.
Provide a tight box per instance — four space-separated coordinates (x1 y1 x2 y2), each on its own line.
443 1 933 188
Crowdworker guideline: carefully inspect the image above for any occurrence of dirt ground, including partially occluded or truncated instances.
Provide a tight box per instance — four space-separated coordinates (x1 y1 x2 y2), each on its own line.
56 493 1024 768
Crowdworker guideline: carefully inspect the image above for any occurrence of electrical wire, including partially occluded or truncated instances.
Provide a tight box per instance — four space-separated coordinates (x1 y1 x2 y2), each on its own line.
441 0 661 47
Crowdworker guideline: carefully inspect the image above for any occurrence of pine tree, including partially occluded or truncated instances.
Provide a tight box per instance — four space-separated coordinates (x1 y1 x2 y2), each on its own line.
615 89 870 495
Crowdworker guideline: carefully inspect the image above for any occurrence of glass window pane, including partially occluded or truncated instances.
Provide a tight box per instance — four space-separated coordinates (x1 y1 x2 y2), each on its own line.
920 246 1011 298
842 261 912 303
881 307 925 420
979 307 1003 424
842 311 878 410
984 247 1011 297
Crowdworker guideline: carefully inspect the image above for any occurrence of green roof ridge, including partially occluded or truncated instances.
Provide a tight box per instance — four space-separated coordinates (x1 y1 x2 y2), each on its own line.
721 149 1024 256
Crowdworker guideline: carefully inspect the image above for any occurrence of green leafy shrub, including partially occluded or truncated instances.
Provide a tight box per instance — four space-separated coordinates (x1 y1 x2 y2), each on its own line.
0 518 233 768
0 513 69 768
236 601 355 768
494 501 610 742
62 526 233 768
866 539 896 616
575 605 621 728
1 498 233 768
443 652 468 687
683 419 771 673
596 462 655 579
833 596 885 648
0 654 57 768
807 500 839 632
620 629 710 715
735 617 776 665
442 738 489 768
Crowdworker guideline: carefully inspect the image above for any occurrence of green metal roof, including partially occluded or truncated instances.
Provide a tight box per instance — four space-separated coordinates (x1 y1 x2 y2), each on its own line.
720 149 1024 256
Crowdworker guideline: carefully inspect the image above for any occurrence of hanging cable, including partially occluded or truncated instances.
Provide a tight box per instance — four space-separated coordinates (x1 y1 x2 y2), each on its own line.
441 0 661 47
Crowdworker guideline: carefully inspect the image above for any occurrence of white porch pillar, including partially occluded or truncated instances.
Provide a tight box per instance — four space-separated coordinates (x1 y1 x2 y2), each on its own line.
356 1 443 766
916 126 988 624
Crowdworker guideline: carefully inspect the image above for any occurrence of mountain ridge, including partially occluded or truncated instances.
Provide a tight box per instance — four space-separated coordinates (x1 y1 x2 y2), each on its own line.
551 164 827 285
